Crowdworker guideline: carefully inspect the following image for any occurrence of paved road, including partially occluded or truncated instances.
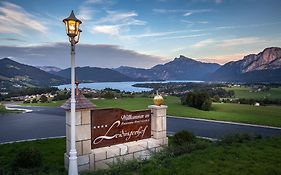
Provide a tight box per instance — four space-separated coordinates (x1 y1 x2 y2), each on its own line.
1 106 281 143
167 117 281 139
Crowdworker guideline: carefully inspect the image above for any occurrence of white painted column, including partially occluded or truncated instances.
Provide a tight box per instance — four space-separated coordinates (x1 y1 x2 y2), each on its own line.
69 40 78 175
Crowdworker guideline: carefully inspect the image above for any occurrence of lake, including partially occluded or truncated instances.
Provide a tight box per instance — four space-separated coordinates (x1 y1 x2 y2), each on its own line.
57 80 203 92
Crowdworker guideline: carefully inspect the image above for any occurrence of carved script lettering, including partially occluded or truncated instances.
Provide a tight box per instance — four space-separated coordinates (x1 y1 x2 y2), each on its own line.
93 120 148 145
91 108 151 149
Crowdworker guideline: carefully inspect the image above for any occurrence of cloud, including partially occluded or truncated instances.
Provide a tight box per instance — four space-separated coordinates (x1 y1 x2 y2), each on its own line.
152 9 183 13
218 37 265 47
77 6 94 21
0 2 47 35
154 33 209 41
0 43 164 68
192 39 215 48
91 11 146 38
192 37 265 49
191 0 223 4
183 12 193 16
153 8 213 16
92 25 120 36
200 52 254 64
215 0 223 4
85 0 106 4
120 28 205 40
77 0 112 21
181 20 209 25
85 0 114 5
96 11 146 26
213 21 281 31
0 37 25 42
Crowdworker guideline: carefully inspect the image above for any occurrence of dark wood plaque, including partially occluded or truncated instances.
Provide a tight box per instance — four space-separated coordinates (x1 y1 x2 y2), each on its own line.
91 108 151 149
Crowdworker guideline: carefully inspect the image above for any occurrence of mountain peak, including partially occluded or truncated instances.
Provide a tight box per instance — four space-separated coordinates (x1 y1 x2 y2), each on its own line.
210 47 281 83
174 55 193 61
0 58 67 87
241 47 281 73
262 47 281 52
1 57 15 62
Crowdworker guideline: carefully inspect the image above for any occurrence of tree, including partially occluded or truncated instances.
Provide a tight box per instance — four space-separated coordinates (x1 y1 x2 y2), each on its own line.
213 95 220 102
102 91 115 99
201 99 212 111
182 92 212 111
40 95 48 103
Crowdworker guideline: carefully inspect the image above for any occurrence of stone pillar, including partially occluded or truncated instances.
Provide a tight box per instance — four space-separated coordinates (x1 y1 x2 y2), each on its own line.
65 109 92 172
61 89 95 172
148 105 168 146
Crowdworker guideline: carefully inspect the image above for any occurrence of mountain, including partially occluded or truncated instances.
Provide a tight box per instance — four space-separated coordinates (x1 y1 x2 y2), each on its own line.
0 58 67 88
115 66 154 80
116 55 221 80
55 66 142 82
2 47 280 87
210 47 281 83
37 66 62 74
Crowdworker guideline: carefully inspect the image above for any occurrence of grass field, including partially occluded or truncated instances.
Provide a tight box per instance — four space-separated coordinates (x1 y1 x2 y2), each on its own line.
0 103 20 113
125 136 281 175
22 100 65 107
1 136 281 175
224 86 281 99
0 104 7 113
0 138 66 174
21 96 281 127
91 96 281 127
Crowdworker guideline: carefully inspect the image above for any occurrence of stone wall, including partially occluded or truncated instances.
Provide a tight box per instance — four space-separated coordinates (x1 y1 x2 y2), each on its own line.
64 105 168 172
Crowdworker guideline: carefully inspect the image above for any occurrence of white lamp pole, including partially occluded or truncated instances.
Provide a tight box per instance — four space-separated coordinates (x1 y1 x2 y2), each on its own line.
63 10 82 175
69 37 78 175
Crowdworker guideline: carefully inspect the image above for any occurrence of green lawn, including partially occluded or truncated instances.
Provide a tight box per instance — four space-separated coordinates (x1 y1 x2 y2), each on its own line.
1 137 281 175
22 100 66 107
132 136 281 175
20 96 281 127
0 103 21 113
0 138 66 174
0 104 7 113
91 96 281 127
224 86 281 99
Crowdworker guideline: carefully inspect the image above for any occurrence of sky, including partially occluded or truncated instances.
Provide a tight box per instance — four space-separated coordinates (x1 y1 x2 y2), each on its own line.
0 0 281 68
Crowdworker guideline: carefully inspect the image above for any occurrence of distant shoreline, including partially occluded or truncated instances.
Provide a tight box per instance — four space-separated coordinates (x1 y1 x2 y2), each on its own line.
57 80 204 92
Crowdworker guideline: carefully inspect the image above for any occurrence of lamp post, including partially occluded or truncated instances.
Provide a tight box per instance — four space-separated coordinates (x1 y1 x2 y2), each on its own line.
63 10 82 175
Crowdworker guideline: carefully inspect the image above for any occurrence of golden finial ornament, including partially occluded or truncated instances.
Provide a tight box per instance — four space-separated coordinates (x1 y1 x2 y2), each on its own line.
153 90 164 106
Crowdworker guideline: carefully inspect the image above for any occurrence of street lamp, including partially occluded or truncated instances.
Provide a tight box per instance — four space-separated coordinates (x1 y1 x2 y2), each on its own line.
63 10 82 175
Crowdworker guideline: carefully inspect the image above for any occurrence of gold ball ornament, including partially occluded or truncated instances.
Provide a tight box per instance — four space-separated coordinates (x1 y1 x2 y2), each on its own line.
153 94 164 106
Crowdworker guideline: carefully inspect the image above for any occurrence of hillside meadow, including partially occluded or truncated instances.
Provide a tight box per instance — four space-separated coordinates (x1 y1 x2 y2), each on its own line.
1 136 281 175
224 86 281 99
22 96 281 127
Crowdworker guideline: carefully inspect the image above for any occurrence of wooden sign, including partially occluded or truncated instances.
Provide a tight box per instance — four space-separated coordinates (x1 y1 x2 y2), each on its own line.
91 108 151 149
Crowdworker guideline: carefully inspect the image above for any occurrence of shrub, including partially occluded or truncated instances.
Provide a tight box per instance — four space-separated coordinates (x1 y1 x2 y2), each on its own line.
101 92 115 99
13 147 43 169
0 103 5 109
39 95 48 103
31 99 38 103
182 92 212 111
212 95 220 102
173 130 195 146
201 99 212 111
219 133 262 145
53 91 70 101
